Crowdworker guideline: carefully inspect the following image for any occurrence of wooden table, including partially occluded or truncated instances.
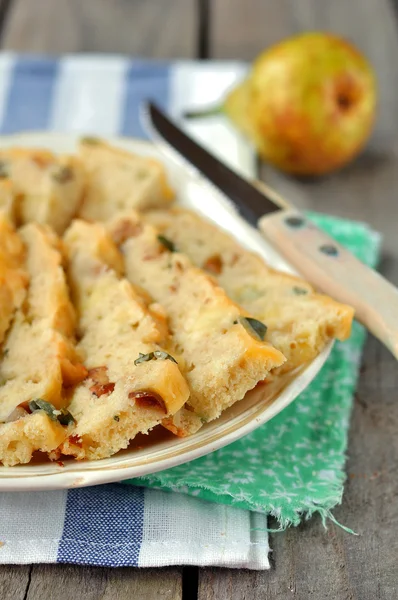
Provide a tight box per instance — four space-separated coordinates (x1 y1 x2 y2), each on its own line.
1 1 398 598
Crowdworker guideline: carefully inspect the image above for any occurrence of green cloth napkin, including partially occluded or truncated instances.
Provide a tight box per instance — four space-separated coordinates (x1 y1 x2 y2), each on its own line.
125 213 381 529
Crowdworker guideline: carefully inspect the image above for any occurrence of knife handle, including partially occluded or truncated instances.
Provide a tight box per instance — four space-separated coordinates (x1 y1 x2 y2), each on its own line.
259 209 398 360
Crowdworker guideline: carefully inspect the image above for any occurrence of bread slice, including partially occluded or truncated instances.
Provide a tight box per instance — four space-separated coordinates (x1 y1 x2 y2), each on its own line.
60 220 189 460
0 215 29 345
146 208 354 377
0 147 85 233
77 138 173 222
0 224 86 467
108 212 285 436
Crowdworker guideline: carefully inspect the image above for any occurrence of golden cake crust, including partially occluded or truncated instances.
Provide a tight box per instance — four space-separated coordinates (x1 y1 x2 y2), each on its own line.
146 208 354 377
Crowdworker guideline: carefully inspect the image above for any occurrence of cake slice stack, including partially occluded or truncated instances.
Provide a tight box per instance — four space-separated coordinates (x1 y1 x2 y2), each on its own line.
0 224 86 466
60 220 190 460
109 212 286 437
146 208 355 378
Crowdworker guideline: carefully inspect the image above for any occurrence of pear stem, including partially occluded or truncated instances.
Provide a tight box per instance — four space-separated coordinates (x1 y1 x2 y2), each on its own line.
183 104 223 119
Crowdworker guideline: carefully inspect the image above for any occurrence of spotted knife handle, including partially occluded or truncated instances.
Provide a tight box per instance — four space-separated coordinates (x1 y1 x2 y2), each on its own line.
259 209 398 360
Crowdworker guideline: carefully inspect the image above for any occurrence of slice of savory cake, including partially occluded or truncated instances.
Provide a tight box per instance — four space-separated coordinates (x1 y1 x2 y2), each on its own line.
0 215 29 345
60 220 190 460
0 147 85 233
0 224 86 467
146 208 354 377
108 212 286 437
77 138 173 222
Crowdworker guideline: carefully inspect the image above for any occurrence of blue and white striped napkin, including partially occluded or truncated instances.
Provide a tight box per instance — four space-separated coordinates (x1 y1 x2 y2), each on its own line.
0 54 270 569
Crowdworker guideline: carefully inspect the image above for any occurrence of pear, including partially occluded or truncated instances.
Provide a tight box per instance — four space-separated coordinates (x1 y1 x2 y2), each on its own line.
189 33 377 176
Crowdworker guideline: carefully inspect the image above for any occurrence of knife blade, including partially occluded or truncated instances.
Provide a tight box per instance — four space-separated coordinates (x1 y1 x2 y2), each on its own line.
143 101 398 360
142 101 280 226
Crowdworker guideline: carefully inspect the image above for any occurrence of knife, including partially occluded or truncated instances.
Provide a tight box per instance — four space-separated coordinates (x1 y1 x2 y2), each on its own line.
142 101 398 360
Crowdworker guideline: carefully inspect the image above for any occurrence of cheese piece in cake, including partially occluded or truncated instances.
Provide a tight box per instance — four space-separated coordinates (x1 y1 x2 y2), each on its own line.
77 138 173 222
0 224 86 467
60 220 189 460
146 208 354 376
0 147 85 233
108 213 285 435
0 215 28 345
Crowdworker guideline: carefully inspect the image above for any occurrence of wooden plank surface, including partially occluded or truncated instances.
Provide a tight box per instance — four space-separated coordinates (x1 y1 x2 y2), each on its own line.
0 565 31 600
1 564 183 600
1 0 398 599
198 0 398 598
2 0 197 57
25 565 182 600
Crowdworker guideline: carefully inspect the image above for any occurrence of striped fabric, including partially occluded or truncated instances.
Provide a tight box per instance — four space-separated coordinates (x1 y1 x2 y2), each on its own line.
0 54 270 569
0 486 269 568
0 53 254 173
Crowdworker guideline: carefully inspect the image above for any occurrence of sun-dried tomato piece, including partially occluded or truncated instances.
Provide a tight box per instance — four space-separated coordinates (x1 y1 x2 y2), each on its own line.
203 254 223 275
90 382 115 397
68 435 83 447
129 390 167 414
87 366 115 397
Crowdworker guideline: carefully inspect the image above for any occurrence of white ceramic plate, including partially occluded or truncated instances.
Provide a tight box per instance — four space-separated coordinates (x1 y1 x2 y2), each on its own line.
0 132 332 491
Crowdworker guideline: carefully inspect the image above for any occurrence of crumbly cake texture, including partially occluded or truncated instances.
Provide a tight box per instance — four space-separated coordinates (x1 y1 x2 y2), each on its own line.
0 223 85 467
162 407 204 437
0 179 17 221
146 208 354 377
0 215 28 345
108 212 285 437
60 220 189 460
0 147 85 233
77 138 174 222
